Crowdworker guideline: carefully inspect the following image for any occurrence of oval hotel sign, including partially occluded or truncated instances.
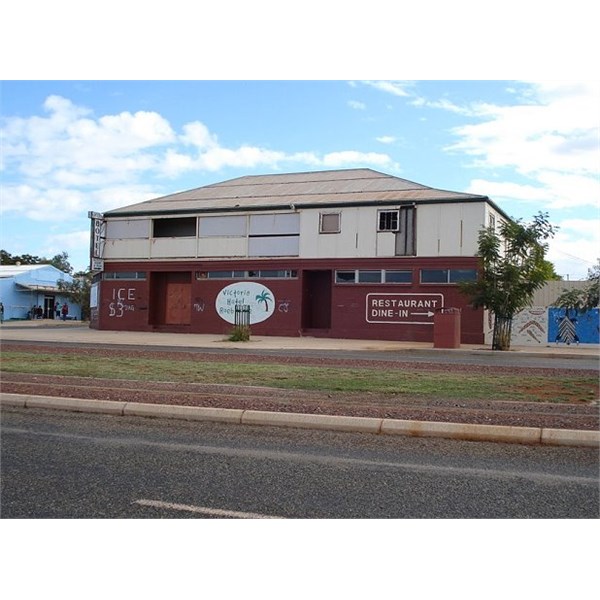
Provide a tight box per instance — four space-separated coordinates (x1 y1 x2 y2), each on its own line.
215 282 276 325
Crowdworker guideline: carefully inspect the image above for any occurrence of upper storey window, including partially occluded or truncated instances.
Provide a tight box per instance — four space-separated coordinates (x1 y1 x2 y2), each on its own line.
319 212 341 234
377 207 416 256
153 217 197 237
378 210 399 231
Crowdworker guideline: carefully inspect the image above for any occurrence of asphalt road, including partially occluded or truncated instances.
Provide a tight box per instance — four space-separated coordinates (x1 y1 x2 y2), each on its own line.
2 407 598 519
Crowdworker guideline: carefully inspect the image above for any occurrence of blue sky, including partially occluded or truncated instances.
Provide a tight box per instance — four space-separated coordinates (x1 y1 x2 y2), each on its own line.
2 79 598 279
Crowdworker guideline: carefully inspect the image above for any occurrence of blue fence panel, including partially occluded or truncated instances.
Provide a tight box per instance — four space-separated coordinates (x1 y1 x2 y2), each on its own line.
548 308 599 344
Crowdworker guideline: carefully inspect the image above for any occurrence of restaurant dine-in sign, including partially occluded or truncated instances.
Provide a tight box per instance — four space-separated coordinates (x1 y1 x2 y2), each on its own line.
366 293 444 325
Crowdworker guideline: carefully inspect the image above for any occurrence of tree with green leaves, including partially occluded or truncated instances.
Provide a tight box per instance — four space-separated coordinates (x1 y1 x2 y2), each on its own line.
0 249 73 274
48 251 73 274
57 270 92 321
553 259 600 314
459 211 558 351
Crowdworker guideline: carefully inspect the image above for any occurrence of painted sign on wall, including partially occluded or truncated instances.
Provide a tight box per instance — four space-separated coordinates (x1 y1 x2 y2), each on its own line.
108 287 137 318
366 293 444 325
215 282 275 325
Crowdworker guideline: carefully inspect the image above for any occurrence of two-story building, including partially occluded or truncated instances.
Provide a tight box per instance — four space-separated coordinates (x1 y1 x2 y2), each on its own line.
89 168 510 343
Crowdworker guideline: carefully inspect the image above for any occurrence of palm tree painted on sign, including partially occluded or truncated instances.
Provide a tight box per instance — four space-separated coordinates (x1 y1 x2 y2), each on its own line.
255 291 273 312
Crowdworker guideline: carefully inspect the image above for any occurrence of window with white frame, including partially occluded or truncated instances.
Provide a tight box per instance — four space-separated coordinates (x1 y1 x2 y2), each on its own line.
378 210 399 231
319 212 341 234
335 269 413 284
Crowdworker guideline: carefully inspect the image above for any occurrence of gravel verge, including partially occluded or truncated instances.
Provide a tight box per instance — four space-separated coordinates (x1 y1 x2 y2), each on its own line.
1 343 598 431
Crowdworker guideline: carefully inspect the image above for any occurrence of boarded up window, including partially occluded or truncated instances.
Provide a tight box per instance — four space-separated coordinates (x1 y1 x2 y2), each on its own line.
248 236 299 257
105 219 150 239
320 213 341 234
249 213 300 235
199 215 246 237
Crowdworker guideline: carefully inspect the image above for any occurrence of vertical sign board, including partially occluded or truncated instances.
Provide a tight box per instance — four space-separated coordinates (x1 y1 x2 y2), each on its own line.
366 293 444 325
88 211 105 271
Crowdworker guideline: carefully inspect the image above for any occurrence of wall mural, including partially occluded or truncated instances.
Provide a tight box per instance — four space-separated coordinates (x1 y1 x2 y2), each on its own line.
215 282 275 325
510 306 599 346
548 307 599 345
511 308 548 345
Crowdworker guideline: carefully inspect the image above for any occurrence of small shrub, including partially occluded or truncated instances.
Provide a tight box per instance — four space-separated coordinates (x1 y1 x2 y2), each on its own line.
228 325 251 342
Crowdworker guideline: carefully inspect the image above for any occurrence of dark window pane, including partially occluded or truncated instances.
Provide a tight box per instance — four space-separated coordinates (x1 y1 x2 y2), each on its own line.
449 269 478 283
335 271 356 283
385 270 412 283
358 270 382 283
421 269 449 283
153 217 196 237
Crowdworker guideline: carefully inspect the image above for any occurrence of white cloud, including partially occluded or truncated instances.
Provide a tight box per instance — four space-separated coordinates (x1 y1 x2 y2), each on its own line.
466 173 600 210
442 82 600 220
547 218 600 280
43 230 90 255
0 183 161 220
196 145 287 171
376 136 396 144
445 82 600 178
180 121 219 148
2 95 176 186
348 100 366 110
2 95 399 218
410 96 478 115
361 81 411 97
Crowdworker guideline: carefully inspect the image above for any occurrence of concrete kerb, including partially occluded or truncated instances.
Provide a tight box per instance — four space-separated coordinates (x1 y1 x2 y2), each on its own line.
2 393 598 448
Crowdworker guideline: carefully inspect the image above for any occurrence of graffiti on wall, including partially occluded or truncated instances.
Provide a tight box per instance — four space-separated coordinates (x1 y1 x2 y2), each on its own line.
108 287 136 318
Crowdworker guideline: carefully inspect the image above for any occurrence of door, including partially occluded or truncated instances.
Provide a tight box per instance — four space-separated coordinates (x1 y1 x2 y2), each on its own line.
151 272 191 326
165 278 191 325
44 296 55 319
302 270 332 329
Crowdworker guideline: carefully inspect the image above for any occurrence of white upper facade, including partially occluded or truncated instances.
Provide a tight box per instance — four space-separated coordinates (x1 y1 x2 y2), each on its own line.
99 169 509 262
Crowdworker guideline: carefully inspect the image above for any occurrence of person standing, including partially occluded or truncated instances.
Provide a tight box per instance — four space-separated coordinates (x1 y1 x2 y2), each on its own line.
61 302 69 321
55 303 61 319
0 302 4 324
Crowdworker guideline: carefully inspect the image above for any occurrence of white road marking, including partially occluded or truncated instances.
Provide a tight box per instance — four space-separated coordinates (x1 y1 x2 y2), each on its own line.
134 499 283 519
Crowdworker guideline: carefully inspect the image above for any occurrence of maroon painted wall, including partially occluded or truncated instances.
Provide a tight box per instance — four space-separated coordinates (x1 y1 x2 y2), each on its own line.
93 257 484 343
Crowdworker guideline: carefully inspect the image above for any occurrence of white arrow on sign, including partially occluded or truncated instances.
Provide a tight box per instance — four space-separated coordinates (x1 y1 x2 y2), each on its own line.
411 311 435 317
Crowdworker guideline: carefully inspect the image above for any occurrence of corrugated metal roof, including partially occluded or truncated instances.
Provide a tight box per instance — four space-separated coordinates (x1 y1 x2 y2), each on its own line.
106 168 490 216
0 264 52 278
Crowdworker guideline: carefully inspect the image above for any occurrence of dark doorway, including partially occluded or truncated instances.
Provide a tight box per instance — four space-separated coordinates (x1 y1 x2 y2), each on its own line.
151 272 192 326
44 296 55 319
302 270 332 330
